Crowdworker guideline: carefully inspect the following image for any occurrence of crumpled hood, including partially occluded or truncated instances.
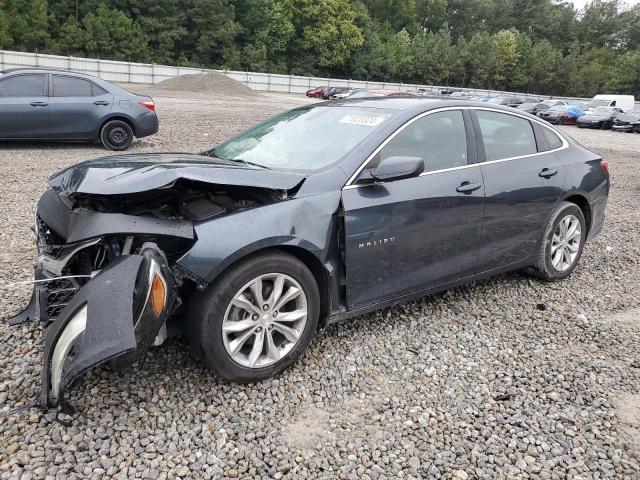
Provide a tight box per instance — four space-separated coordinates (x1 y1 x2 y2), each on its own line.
49 153 306 195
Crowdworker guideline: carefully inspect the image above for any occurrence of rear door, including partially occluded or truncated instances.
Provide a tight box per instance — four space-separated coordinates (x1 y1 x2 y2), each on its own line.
48 74 113 139
342 109 485 308
472 109 566 272
0 73 50 138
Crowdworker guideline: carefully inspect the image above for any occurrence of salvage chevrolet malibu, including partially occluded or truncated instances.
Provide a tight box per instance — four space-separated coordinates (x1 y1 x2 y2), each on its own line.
9 97 609 408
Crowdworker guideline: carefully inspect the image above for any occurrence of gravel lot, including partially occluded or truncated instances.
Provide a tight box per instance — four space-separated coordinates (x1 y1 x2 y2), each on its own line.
1 89 639 480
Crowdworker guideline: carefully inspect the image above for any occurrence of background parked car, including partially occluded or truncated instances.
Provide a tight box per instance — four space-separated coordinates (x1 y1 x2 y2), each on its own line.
0 68 158 150
343 89 385 99
517 101 547 114
331 88 359 99
322 86 351 99
450 91 473 100
577 107 623 129
612 109 640 132
537 105 584 125
305 86 327 98
588 94 635 112
488 96 525 107
470 95 493 102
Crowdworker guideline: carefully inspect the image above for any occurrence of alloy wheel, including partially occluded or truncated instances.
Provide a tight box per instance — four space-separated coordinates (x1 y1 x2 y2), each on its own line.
222 273 308 368
550 214 582 272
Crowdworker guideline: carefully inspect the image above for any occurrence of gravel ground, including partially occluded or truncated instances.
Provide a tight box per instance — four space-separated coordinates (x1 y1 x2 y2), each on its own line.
0 90 639 480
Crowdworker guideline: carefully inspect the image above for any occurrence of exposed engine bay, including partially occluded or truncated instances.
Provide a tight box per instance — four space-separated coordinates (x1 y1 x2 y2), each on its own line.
66 179 290 221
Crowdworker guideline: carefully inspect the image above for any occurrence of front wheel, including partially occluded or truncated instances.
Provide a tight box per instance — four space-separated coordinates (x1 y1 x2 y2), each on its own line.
100 120 134 151
188 251 320 383
526 201 586 281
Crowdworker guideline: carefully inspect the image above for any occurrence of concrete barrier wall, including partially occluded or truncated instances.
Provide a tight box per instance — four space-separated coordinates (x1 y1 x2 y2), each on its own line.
0 49 618 105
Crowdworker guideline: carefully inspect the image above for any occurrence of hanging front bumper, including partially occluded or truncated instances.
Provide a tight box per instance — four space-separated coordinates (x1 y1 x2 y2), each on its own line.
8 252 174 408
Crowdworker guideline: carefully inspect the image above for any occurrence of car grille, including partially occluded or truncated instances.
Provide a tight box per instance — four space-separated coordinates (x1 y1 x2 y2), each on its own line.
44 277 81 324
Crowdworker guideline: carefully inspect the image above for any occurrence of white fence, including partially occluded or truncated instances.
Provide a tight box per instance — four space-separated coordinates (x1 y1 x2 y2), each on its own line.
0 49 593 103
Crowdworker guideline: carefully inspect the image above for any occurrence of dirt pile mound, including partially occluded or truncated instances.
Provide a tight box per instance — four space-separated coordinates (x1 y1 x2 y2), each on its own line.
157 72 259 97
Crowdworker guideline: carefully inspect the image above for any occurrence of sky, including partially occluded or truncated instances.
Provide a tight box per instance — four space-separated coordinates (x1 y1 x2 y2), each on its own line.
569 0 640 10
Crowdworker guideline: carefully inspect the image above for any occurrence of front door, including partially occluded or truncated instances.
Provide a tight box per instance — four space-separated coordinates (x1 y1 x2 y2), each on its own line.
342 109 485 308
0 73 50 138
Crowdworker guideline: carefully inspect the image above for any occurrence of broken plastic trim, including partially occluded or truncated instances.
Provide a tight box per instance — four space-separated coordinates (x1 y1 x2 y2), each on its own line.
39 252 174 408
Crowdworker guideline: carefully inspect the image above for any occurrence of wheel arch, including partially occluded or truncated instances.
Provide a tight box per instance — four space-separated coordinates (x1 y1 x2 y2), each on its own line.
99 115 137 138
186 243 334 327
562 193 592 235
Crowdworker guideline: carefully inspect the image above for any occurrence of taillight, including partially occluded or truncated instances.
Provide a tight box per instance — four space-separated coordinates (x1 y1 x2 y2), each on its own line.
139 100 155 112
600 160 609 175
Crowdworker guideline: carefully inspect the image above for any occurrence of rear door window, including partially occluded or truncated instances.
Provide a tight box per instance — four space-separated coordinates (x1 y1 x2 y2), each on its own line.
0 74 46 97
540 127 563 151
52 75 94 97
475 110 537 161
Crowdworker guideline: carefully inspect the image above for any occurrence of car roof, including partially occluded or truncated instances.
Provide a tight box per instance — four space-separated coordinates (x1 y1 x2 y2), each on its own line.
0 67 101 81
325 96 522 113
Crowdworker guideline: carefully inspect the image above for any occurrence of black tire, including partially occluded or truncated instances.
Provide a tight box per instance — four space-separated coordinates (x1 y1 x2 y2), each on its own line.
100 120 134 151
526 201 586 281
187 251 320 383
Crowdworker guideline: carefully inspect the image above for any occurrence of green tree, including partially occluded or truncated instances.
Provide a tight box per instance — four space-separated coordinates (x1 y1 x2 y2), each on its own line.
605 50 640 94
82 5 150 61
0 7 13 48
528 40 562 95
492 28 520 90
53 17 86 56
388 28 414 80
293 0 364 69
4 0 50 51
463 30 496 88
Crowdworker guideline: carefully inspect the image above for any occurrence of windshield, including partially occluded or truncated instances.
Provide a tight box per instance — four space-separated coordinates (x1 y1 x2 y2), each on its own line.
209 106 392 171
549 106 567 112
488 97 507 104
589 99 611 108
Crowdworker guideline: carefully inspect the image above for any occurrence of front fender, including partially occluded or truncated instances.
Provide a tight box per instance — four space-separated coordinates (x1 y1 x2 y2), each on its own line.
176 192 342 284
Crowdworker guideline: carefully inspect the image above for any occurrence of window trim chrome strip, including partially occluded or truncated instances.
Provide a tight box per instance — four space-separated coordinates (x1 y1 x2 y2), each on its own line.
343 106 569 189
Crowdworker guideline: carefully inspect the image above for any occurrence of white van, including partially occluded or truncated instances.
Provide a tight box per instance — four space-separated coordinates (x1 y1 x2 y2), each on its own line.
589 94 635 112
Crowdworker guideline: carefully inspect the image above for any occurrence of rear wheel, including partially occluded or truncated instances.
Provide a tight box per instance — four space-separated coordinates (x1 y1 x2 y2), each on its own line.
100 120 134 151
188 251 320 383
526 201 586 281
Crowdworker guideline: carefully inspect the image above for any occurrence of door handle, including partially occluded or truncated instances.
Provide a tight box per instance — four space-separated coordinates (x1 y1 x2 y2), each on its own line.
456 181 482 193
539 168 558 178
30 101 48 107
94 101 110 106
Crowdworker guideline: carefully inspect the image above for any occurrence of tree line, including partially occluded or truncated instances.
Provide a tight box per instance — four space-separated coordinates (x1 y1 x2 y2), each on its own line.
1 0 639 97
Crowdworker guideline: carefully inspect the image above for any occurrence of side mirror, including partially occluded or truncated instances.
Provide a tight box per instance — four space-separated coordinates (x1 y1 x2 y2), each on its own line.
371 156 425 182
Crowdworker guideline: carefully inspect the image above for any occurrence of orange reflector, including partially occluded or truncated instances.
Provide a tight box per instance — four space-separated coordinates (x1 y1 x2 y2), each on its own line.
150 274 166 318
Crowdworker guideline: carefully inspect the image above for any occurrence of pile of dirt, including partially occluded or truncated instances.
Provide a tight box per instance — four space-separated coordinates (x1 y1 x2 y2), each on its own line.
157 72 259 97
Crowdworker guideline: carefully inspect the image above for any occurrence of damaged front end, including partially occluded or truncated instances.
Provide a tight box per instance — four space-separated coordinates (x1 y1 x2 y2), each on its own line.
8 154 303 409
11 223 180 408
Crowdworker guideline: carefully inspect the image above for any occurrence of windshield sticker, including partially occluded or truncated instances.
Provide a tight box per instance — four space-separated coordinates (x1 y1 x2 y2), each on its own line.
339 114 389 127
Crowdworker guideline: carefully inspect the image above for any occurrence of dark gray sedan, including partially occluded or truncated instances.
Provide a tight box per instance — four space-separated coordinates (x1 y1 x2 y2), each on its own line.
0 68 158 150
9 98 609 408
